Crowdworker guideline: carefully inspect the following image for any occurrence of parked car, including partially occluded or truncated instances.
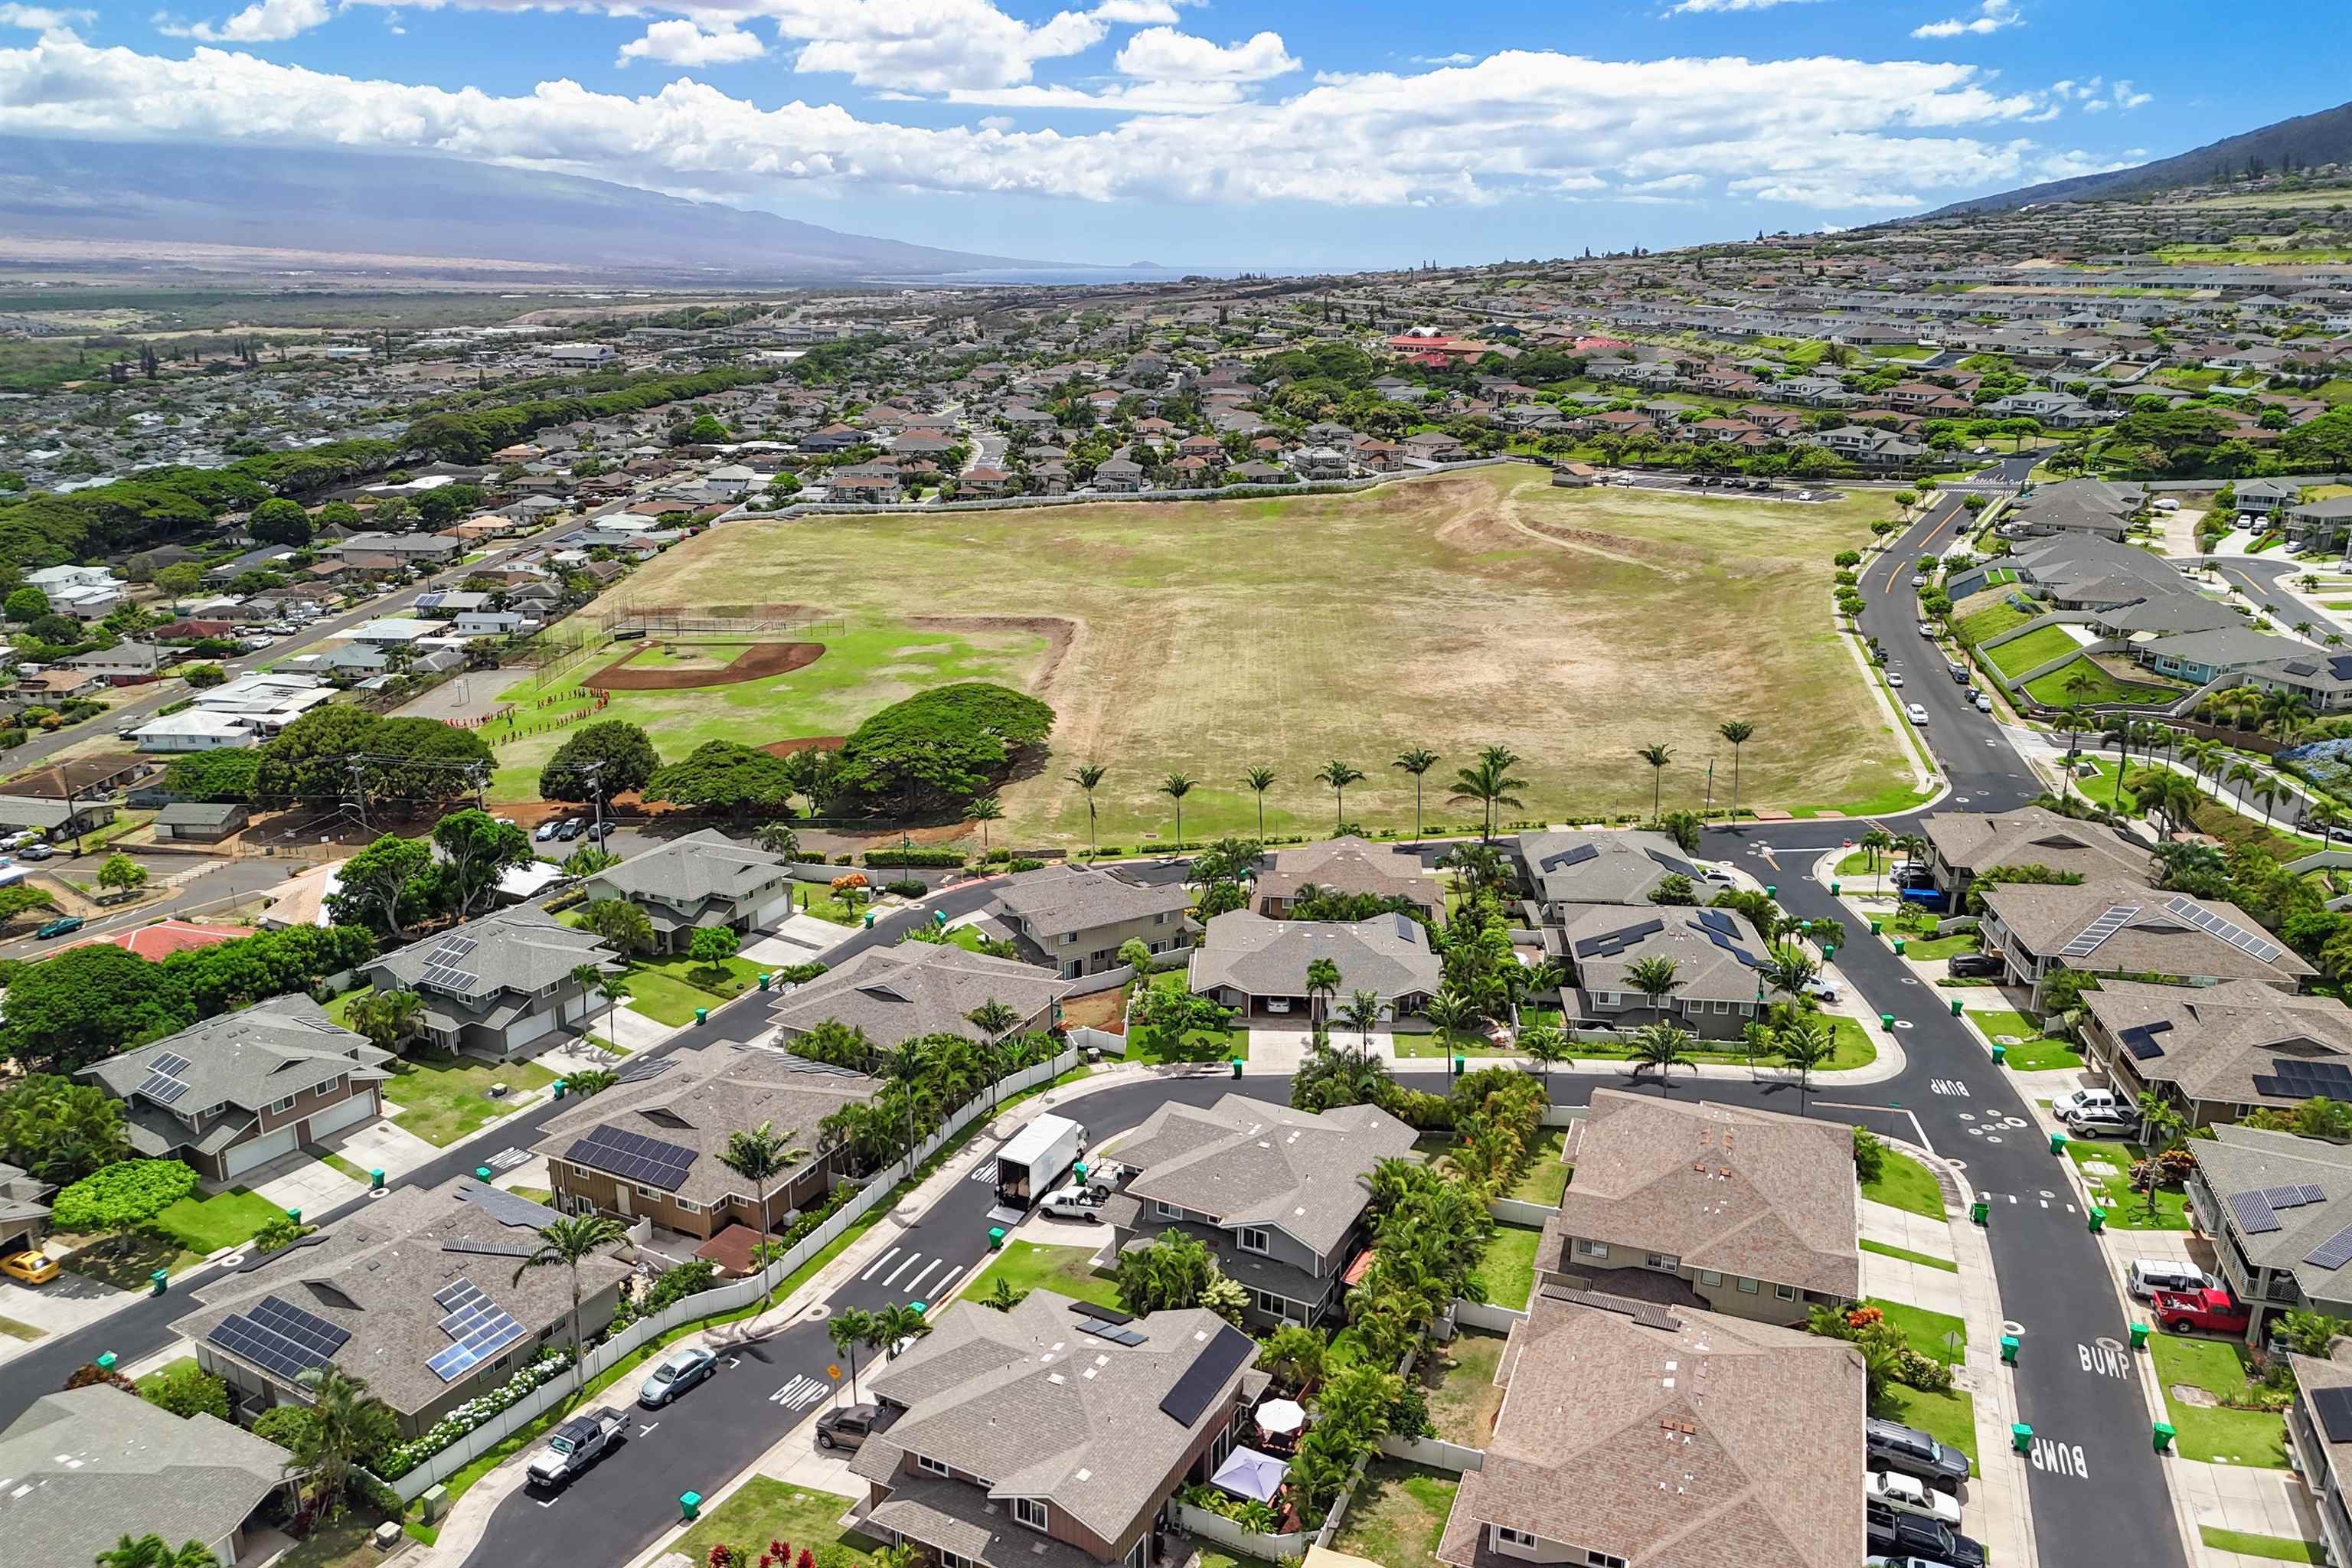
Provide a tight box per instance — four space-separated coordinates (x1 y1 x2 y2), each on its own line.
1866 1416 1970 1491
586 821 616 841
2154 498 2180 512
1947 661 1968 682
1804 977 1843 1004
1974 693 1994 714
2051 1086 2125 1121
556 818 585 841
1866 1468 1962 1528
1039 1184 1108 1223
2063 1102 2138 1138
534 820 560 842
1910 574 1929 588
0 1250 57 1285
2151 1286 2252 1337
1867 1504 1984 1568
1869 1558 1969 1568
816 1403 885 1452
638 1346 717 1408
2127 1259 2218 1301
1945 953 2003 979
18 843 52 862
1906 703 1930 725
1265 997 1293 1014
34 916 83 939
526 1410 626 1489
1917 621 1936 637
1887 672 1906 688
1700 866 1740 888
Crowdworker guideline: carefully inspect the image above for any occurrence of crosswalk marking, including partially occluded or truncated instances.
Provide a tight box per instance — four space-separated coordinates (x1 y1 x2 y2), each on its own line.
904 1259 944 1296
882 1253 921 1289
861 1247 901 1282
930 1263 966 1298
485 1146 531 1171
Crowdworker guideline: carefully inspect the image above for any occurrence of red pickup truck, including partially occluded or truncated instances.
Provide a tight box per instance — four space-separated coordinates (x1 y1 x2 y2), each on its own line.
2151 1287 2252 1336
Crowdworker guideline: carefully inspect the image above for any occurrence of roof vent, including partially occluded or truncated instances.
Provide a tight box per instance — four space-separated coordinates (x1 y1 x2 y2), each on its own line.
1048 1373 1066 1384
1075 1468 1091 1481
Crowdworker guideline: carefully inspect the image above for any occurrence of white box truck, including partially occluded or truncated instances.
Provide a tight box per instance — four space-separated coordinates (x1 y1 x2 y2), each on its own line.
995 1112 1087 1211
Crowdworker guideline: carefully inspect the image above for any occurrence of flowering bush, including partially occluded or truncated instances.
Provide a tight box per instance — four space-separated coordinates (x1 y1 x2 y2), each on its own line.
377 1348 574 1478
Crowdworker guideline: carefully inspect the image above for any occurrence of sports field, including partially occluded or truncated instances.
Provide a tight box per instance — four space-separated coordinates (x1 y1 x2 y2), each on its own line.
602 467 1912 842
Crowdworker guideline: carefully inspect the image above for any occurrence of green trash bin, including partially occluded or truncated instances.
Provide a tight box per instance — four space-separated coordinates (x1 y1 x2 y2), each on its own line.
1869 918 1882 935
1230 1057 1243 1079
1830 880 1841 897
863 912 874 929
553 1078 567 1100
2050 1131 2069 1155
2089 1207 2108 1233
1991 1041 2008 1065
475 1166 492 1182
1970 1198 1989 1224
1765 884 1777 897
1892 937 1906 956
96 1351 116 1369
2154 1421 2177 1453
283 1207 300 1224
2000 1334 2020 1365
695 1007 707 1025
2131 1321 2151 1350
2011 1423 2034 1454
370 1168 384 1191
680 1491 703 1522
149 1269 168 1296
1878 1011 1896 1029
1949 998 1964 1017
1822 944 1838 960
759 972 771 991
987 1226 1006 1251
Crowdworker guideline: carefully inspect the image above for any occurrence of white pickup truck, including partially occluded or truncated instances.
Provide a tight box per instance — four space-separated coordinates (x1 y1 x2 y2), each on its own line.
526 1410 626 1490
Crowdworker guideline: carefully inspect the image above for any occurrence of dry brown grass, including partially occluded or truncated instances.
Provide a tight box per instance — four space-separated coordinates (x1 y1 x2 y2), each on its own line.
613 467 1912 842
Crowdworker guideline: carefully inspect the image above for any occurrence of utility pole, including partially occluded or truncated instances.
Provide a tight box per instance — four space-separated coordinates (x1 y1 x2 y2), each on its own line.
346 756 370 835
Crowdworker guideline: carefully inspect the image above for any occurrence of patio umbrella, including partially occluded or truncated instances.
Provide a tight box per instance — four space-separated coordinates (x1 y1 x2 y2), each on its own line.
1210 1446 1289 1504
1255 1397 1307 1436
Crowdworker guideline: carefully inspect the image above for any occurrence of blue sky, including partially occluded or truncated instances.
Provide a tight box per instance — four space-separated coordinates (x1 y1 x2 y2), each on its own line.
0 0 2342 269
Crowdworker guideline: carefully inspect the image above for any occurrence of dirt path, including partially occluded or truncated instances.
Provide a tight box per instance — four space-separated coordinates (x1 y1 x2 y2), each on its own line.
585 641 825 691
1494 485 1688 577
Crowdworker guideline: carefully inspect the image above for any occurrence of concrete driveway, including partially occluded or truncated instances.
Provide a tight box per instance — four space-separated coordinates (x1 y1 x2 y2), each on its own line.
242 1150 368 1217
318 1114 444 1183
0 1265 136 1344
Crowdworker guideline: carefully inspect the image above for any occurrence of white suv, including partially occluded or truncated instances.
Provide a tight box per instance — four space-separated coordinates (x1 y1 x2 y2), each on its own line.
2127 1259 2218 1300
2050 1086 2123 1121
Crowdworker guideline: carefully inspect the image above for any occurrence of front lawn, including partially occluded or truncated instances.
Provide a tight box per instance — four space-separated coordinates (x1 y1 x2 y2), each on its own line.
2200 1527 2323 1563
1422 1330 1507 1448
1468 1224 1542 1310
963 1241 1122 1312
1506 1127 1570 1205
1880 1383 1978 1473
1901 930 1979 961
1329 1460 1459 1568
671 1480 884 1568
1860 1239 1958 1273
323 985 372 1027
0 1313 41 1342
2148 1331 2288 1467
1967 1008 2084 1070
2065 1139 2189 1229
1863 1150 1945 1220
277 1508 403 1568
153 1186 284 1254
2024 655 2184 709
137 1354 201 1393
379 1050 556 1146
1867 1298 1965 1364
1982 623 2081 678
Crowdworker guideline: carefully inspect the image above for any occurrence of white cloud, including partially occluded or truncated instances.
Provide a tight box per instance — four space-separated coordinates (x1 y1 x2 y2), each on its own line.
617 20 765 68
158 0 329 42
0 33 2069 214
2112 78 2151 110
1412 52 1475 66
786 2 1106 91
1671 0 1825 11
1913 0 2021 37
976 113 1013 130
942 78 1246 113
0 4 88 28
1088 0 1191 21
1113 27 1297 83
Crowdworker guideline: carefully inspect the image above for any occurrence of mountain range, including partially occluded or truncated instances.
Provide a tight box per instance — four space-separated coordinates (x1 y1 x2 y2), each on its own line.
0 136 1075 283
1921 97 2352 217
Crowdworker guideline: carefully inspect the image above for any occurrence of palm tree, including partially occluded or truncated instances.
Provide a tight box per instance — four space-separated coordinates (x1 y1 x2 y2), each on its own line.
874 1299 933 1353
1315 760 1366 834
2252 777 2281 828
1717 720 1754 825
1242 766 1277 841
1449 751 1527 841
963 794 1004 852
1393 748 1440 844
514 1214 627 1394
1623 955 1684 1023
1066 763 1109 852
1337 988 1385 1057
881 1037 932 1165
570 962 629 1047
1625 1021 1697 1096
1857 826 1893 893
286 1365 397 1529
1422 986 1479 1044
1305 956 1343 1029
2226 760 2259 814
1761 942 1821 1011
1773 1018 1837 1117
94 1536 219 1568
1635 742 1674 821
721 1120 803 1254
1517 1023 1572 1093
966 998 1022 1106
1161 773 1196 849
829 1306 879 1402
756 821 801 856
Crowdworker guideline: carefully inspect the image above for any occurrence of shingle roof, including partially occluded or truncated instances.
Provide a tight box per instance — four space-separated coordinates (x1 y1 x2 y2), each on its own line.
2086 978 2352 1108
1921 805 2148 881
0 1387 290 1566
84 993 390 1119
1514 829 1697 906
2194 1125 2352 1308
988 863 1192 939
1109 1095 1413 1256
369 905 618 1007
851 1294 1256 1548
766 942 1070 1049
1436 1289 1864 1568
1188 910 1440 1001
1254 835 1436 912
1982 877 2314 985
1544 1090 1860 1299
580 828 796 912
1547 904 1769 1005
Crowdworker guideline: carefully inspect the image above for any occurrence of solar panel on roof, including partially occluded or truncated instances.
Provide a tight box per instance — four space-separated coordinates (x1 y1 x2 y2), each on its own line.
1644 848 1697 877
2313 1385 2352 1442
2119 1021 2173 1061
613 1055 677 1084
1537 844 1599 873
2230 1189 2283 1234
457 1180 557 1230
139 1070 192 1104
432 935 479 962
566 1124 695 1192
151 1051 192 1076
427 1274 528 1382
2308 1223 2352 1272
2060 905 2141 958
2162 896 2283 965
207 1294 350 1381
1697 910 1736 937
1158 1325 1256 1427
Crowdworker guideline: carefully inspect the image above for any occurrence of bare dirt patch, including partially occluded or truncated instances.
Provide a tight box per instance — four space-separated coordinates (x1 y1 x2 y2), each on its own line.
760 736 847 757
586 641 826 691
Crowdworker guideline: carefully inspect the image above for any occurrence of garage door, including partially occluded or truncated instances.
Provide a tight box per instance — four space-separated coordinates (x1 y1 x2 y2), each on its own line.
751 894 791 929
302 1093 375 1142
222 1125 301 1179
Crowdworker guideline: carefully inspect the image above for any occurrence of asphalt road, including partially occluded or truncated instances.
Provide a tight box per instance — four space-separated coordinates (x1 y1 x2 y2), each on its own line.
2211 554 2332 642
0 854 301 960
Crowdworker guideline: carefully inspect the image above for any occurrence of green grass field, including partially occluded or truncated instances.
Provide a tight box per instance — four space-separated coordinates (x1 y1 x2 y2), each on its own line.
2066 1139 2189 1229
1982 623 2083 679
2148 1331 2288 1466
1880 1383 1977 1472
379 1050 556 1146
963 1241 1123 1311
2024 655 2186 708
153 1187 283 1255
1506 1128 1571 1204
1330 1460 1459 1568
669 1481 883 1568
481 619 1048 799
1954 596 2031 646
1968 1008 2082 1070
2200 1527 2322 1563
1470 1224 1543 1310
1864 1150 1946 1220
607 468 1908 841
1868 1298 1966 1364
1860 1239 1958 1272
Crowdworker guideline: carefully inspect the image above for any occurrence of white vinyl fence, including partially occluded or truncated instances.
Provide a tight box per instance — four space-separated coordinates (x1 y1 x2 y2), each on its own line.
372 1046 1080 1502
1173 1503 1309 1560
1452 1298 1530 1334
1486 1196 1556 1227
1379 1432 1485 1472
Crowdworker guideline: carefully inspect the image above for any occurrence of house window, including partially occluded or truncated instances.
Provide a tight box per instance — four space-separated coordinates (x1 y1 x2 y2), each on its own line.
940 1553 974 1568
637 1185 660 1200
268 1095 296 1114
1127 1537 1148 1568
1238 1227 1272 1255
1697 1269 1723 1287
917 1454 952 1478
1060 931 1077 946
677 1197 701 1214
1155 1200 1182 1220
1775 1283 1798 1301
1576 1240 1609 1260
1155 911 1171 926
1713 1000 1732 1014
1644 1253 1678 1271
1494 1527 1537 1549
1586 1553 1628 1568
1737 1277 1760 1294
1253 1289 1292 1319
1591 991 1614 1006
1013 1498 1049 1532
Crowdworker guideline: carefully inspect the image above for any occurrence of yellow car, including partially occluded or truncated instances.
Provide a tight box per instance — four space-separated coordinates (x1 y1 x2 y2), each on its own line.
1 1250 57 1285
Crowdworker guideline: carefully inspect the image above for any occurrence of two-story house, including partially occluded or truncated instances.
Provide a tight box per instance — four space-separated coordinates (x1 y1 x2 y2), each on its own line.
1918 805 2148 906
1539 1089 1860 1325
2185 1124 2352 1346
577 829 802 954
766 942 1072 1053
982 864 1194 980
1977 877 2314 1010
362 906 619 1060
1540 905 1775 1043
2286 1345 2352 1568
848 1294 1265 1568
2079 978 2352 1131
83 995 393 1182
535 1046 877 1265
1510 828 1702 915
1436 1285 1864 1568
1254 835 1439 923
1099 1095 1414 1328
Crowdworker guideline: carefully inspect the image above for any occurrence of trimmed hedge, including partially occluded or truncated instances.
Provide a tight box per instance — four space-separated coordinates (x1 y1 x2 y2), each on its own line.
864 847 966 868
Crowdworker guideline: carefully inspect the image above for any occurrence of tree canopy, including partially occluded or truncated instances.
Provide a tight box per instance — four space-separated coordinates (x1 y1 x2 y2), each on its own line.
642 740 795 816
51 1158 198 1233
256 706 492 812
538 720 659 803
833 682 1056 813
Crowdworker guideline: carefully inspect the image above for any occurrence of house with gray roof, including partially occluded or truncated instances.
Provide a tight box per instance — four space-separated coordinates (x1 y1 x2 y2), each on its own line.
2287 1341 2352 1568
362 905 619 1060
175 1175 628 1437
983 863 1194 979
1436 1286 1864 1568
1919 804 2148 904
0 1161 49 1253
577 828 801 954
848 1292 1266 1568
2287 496 2352 554
1978 876 2314 1009
1540 904 1774 1042
1540 1089 1859 1324
1187 910 1440 1022
2080 978 2352 1132
83 995 392 1181
0 1386 293 1568
2134 624 2310 688
1254 835 1438 922
2186 1125 2352 1344
766 942 1070 1051
1511 828 1699 914
536 1044 876 1263
1099 1094 1413 1328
